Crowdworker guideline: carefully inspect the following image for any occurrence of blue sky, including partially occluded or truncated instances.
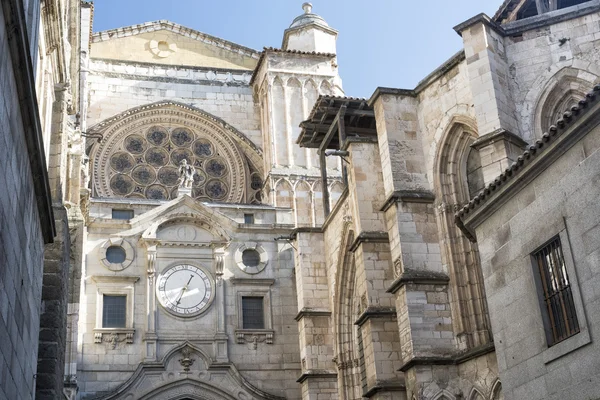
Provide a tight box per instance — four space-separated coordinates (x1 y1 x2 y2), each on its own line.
93 0 500 97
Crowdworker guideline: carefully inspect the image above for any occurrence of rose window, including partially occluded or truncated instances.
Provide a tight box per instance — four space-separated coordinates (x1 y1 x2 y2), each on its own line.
100 125 237 202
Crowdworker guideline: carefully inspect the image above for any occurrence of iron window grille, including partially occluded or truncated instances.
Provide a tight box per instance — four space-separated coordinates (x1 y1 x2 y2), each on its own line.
532 236 580 346
102 295 127 328
242 296 264 329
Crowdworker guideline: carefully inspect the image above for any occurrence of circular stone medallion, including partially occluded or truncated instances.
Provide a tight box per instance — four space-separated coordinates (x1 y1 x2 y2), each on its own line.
146 184 169 200
146 126 168 146
131 165 157 185
205 157 227 178
171 148 194 166
192 139 214 158
205 179 228 200
124 134 147 154
171 128 193 147
110 174 135 196
157 166 180 186
109 152 135 173
145 147 169 168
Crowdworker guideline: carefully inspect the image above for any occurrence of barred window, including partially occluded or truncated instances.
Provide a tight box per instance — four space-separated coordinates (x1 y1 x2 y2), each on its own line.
242 297 264 329
102 295 127 328
532 236 579 346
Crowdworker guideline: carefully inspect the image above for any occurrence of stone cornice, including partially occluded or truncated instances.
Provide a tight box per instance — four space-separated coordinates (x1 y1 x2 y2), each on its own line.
398 343 496 372
294 308 332 321
348 231 389 253
2 0 55 242
296 370 337 383
354 306 396 327
229 278 275 286
453 13 506 37
367 87 416 107
380 190 436 212
457 85 600 240
387 268 450 294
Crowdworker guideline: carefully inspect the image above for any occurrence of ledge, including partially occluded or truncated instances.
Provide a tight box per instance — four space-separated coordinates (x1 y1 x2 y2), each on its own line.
296 370 337 384
348 231 389 253
295 308 332 321
398 342 496 372
380 190 436 212
363 381 407 398
355 306 396 327
91 275 140 284
387 268 450 294
368 87 416 107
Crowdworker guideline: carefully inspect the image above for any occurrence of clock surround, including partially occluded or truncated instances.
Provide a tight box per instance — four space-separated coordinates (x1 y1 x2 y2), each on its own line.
156 263 215 317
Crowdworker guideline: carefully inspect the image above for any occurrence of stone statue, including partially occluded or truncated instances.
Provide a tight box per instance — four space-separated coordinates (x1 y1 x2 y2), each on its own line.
178 159 196 188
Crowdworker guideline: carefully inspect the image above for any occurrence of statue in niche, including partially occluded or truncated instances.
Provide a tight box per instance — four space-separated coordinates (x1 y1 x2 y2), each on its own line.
178 159 196 189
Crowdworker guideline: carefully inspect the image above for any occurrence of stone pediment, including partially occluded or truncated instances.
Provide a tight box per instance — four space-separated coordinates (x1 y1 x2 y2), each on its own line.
93 342 284 400
110 195 236 245
91 21 260 70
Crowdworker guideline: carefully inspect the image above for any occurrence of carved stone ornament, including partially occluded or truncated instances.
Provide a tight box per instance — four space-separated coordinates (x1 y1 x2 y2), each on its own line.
235 330 274 349
178 345 195 372
94 330 134 349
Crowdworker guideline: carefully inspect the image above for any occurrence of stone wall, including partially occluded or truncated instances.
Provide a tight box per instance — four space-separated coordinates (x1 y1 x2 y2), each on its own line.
463 89 600 399
0 1 48 399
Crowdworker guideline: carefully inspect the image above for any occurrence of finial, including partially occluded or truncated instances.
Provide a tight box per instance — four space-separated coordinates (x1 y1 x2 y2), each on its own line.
302 2 313 14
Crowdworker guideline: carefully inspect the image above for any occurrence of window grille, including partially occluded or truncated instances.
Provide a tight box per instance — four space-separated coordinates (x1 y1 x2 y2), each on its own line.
112 209 134 220
102 295 127 328
532 236 579 346
242 297 264 329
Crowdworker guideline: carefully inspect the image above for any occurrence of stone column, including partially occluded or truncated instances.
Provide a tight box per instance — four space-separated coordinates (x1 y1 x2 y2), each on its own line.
294 230 338 399
143 245 158 361
371 91 455 399
471 128 528 187
456 15 519 137
346 139 405 399
213 247 229 363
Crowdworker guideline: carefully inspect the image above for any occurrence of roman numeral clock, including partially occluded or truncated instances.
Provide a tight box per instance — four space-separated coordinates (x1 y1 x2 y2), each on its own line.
156 264 215 317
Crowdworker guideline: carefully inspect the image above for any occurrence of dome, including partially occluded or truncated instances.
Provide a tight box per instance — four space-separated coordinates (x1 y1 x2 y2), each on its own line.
289 3 330 29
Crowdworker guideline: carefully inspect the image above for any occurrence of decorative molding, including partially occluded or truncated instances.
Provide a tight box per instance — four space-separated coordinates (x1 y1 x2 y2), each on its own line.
91 275 140 284
229 278 275 286
354 306 396 327
387 268 450 294
93 329 135 349
235 330 274 349
380 190 436 212
348 231 389 253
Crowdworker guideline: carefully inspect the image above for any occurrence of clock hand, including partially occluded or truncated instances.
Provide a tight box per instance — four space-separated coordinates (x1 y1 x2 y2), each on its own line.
176 275 195 306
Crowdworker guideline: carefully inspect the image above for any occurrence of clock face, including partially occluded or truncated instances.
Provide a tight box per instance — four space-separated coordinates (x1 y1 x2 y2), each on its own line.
156 264 214 317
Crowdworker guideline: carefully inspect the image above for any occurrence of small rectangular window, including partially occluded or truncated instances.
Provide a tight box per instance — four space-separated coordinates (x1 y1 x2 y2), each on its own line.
244 213 255 224
242 296 264 329
112 209 134 220
102 295 127 328
532 236 580 346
